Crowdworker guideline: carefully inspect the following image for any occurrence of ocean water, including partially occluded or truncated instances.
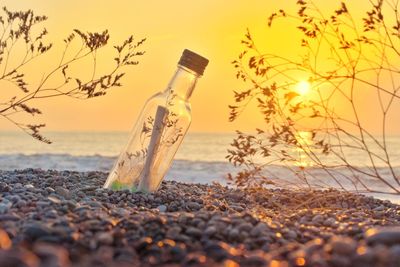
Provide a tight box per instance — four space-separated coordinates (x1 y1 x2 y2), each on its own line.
0 132 237 185
0 131 400 203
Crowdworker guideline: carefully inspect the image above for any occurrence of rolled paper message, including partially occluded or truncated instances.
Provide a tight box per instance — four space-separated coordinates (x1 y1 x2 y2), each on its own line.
137 105 168 191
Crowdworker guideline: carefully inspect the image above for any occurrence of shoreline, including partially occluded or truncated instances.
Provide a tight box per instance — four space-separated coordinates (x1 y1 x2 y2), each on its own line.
1 169 400 266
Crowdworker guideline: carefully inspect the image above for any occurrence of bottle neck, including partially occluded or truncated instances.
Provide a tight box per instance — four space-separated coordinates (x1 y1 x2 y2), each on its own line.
165 65 200 101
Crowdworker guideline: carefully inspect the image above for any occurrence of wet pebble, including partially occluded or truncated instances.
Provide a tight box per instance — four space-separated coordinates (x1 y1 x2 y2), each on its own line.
365 227 400 246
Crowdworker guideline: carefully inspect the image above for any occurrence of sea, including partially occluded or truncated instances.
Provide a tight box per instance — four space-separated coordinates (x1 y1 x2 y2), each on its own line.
0 131 400 204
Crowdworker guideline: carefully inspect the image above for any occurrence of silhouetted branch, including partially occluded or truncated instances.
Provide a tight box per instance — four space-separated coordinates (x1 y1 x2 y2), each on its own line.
228 0 400 194
0 7 145 143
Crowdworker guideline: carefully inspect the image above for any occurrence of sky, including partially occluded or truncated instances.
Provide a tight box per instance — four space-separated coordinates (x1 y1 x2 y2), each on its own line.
0 0 399 134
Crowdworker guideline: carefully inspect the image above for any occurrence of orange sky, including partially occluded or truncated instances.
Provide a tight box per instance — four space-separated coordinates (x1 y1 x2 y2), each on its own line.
0 0 399 134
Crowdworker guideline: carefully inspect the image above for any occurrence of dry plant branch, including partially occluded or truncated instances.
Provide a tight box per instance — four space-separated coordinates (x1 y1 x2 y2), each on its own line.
0 7 145 143
227 0 400 195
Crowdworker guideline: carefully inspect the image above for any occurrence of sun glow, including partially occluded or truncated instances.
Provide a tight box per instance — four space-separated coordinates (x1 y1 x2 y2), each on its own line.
296 81 311 96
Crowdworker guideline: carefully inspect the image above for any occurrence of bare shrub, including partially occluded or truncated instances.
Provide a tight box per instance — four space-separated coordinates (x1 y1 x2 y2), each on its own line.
227 0 400 194
0 7 145 143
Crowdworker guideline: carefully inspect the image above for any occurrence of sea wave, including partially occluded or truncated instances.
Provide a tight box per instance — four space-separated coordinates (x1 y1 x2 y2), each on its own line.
0 153 236 184
0 153 398 184
1 153 400 203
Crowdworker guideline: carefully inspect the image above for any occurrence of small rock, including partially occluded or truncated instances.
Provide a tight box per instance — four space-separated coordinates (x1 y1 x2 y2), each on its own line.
373 205 385 211
0 249 39 267
329 236 357 255
228 228 240 241
286 230 298 240
135 237 153 251
312 214 324 224
0 214 20 221
205 226 217 236
187 202 201 211
23 224 51 241
166 226 182 239
204 242 229 261
250 222 269 237
55 186 71 199
186 227 202 238
324 217 336 227
0 201 12 214
0 182 10 192
16 200 27 208
36 201 49 207
34 243 70 267
238 223 253 232
242 255 267 266
366 227 400 245
48 196 61 204
96 232 114 245
157 205 167 212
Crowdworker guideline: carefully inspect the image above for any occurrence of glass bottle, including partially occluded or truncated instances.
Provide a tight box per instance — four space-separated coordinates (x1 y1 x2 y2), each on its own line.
103 49 209 192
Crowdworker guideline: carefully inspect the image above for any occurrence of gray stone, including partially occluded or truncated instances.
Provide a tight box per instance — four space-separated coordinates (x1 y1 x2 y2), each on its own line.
286 230 298 240
187 202 201 211
96 232 114 245
55 186 71 199
47 196 61 204
186 227 202 237
23 224 51 240
36 201 49 208
0 214 20 221
16 200 27 208
204 226 217 236
228 228 240 241
238 222 253 232
329 236 357 255
157 205 167 212
366 227 400 245
312 214 324 224
0 201 12 214
166 226 182 239
250 222 269 237
324 217 336 227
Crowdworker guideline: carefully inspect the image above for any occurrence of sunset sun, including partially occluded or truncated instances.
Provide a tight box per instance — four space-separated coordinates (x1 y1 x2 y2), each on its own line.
296 80 311 96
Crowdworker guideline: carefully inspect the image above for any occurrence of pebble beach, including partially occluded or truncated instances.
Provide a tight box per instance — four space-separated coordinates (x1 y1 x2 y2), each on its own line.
1 169 400 267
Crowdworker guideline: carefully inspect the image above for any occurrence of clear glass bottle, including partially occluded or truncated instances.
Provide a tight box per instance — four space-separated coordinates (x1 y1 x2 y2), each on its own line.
104 49 209 192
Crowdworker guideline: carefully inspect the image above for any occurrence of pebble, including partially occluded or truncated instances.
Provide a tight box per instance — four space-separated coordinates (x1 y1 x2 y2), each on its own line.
205 226 217 236
0 201 11 214
186 227 202 238
329 236 357 255
312 214 324 224
324 217 336 227
23 224 51 241
55 186 72 199
250 222 269 237
286 230 298 240
96 232 114 245
48 196 62 204
365 227 400 245
0 169 398 267
0 214 20 221
187 202 201 211
157 205 167 212
228 228 240 241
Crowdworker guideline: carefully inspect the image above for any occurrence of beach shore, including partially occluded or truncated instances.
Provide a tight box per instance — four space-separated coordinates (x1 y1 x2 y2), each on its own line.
0 169 400 267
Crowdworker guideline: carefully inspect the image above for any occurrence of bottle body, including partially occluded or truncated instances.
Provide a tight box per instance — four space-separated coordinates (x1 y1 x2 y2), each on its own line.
104 67 194 192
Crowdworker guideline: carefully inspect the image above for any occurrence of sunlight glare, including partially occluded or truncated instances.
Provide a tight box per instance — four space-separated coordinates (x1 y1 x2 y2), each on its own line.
296 81 310 96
